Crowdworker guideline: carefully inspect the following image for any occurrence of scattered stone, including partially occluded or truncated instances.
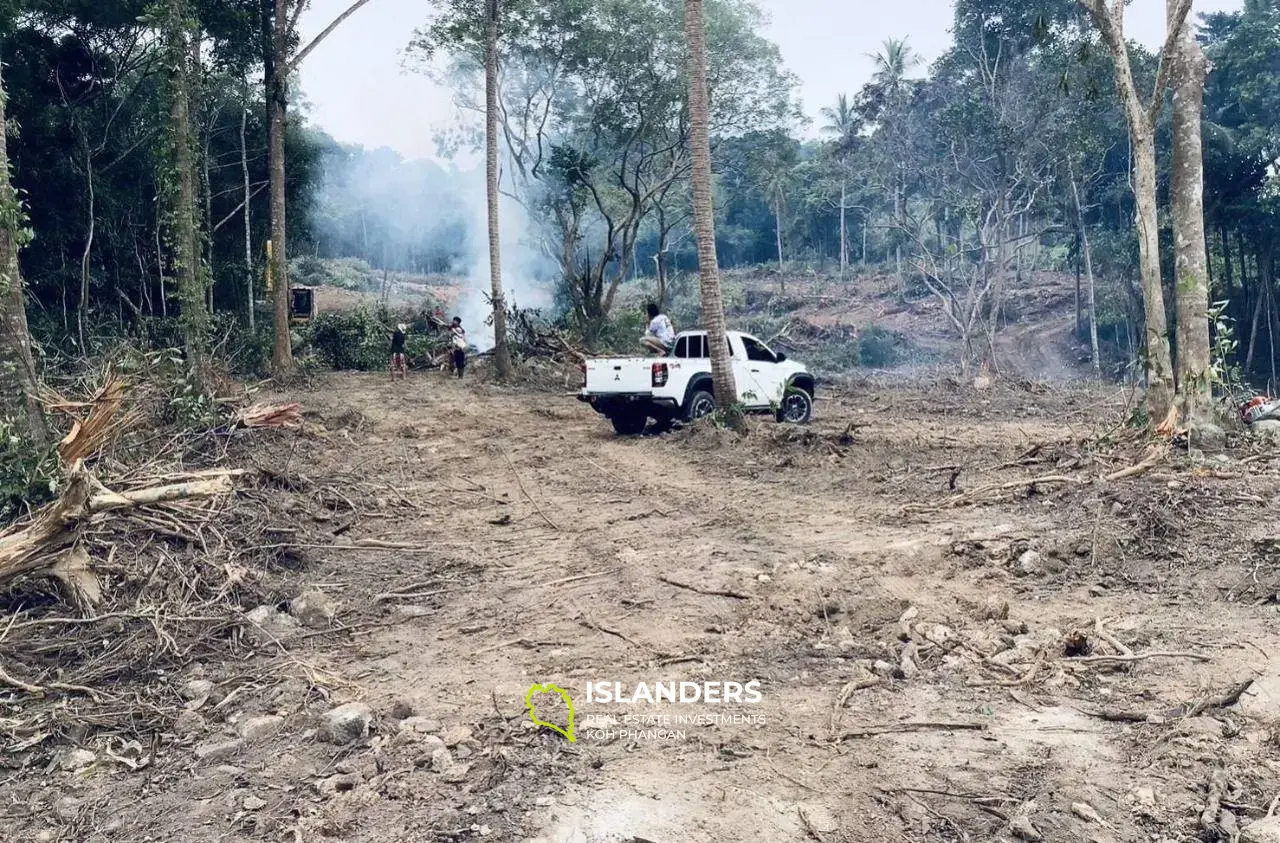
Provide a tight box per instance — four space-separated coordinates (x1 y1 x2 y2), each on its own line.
431 747 454 774
321 702 373 744
1190 421 1227 450
1071 802 1103 825
181 678 215 701
872 660 896 677
979 597 1009 620
290 589 337 629
389 698 417 720
399 716 442 734
1010 813 1043 841
239 715 285 742
194 738 243 763
34 831 55 843
174 710 206 736
53 796 82 822
1109 501 1125 516
1017 550 1044 576
1002 619 1029 635
1252 420 1280 445
60 748 97 772
243 795 267 812
1241 816 1280 843
442 725 474 747
757 574 772 583
315 773 361 798
412 736 447 759
394 605 433 620
535 796 555 807
1088 584 1107 598
442 763 471 784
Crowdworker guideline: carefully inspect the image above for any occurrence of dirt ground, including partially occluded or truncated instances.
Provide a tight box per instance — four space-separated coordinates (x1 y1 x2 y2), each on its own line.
9 368 1280 843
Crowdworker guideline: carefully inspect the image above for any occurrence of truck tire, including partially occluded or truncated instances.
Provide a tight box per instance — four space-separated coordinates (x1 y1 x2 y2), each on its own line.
776 386 813 424
685 390 717 422
610 412 648 436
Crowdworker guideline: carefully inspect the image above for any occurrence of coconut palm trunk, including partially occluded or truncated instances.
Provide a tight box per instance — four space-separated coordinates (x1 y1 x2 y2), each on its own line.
683 0 739 419
486 0 513 380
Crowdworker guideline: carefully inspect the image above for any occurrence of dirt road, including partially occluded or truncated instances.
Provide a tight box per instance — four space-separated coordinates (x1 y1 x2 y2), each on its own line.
33 371 1280 842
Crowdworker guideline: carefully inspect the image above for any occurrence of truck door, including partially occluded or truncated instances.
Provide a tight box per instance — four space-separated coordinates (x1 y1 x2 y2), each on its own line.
728 336 771 408
738 336 786 407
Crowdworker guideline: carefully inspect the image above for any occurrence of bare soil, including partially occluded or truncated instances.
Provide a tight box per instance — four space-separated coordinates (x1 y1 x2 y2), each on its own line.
8 369 1280 843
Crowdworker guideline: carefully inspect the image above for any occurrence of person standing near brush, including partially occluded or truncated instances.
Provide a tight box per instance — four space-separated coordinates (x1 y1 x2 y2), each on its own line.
390 322 408 380
449 317 468 379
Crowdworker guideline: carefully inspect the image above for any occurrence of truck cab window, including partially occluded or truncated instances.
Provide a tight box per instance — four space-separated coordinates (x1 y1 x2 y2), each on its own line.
673 336 689 358
742 337 777 363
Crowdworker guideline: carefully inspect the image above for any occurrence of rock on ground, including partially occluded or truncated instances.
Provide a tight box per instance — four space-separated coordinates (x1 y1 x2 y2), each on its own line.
1242 816 1280 843
239 715 285 742
289 589 337 628
321 702 373 744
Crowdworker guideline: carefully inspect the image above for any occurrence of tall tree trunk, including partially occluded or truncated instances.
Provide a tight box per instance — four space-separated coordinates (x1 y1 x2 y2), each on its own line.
485 0 513 379
684 0 739 417
0 61 48 445
1169 16 1211 424
1132 130 1175 417
241 99 254 329
1080 0 1187 423
839 181 847 280
1069 167 1102 377
267 0 292 372
165 0 208 364
78 147 94 350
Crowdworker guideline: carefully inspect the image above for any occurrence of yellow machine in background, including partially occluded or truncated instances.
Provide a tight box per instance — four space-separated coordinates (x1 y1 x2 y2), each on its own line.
263 239 316 325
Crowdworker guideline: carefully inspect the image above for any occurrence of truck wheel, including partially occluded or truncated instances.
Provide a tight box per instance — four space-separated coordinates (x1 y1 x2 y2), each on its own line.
685 390 717 422
776 387 813 424
610 412 648 436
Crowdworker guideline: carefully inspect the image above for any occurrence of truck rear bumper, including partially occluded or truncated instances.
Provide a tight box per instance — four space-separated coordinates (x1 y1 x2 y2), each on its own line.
579 393 677 415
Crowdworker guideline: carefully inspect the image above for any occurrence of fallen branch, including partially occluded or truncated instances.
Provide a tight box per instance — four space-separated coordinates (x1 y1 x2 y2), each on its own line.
1065 651 1209 665
838 721 987 741
502 449 559 531
657 575 750 601
1104 444 1168 482
1078 678 1253 723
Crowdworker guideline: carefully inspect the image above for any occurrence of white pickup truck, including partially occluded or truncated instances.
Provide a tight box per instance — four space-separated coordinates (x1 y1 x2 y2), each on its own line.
578 330 815 435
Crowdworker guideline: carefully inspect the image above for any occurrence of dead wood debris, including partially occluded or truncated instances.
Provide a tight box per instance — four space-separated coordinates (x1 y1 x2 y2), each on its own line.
0 372 320 756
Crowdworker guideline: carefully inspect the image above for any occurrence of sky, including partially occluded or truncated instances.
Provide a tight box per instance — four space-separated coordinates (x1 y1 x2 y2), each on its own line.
296 0 1244 163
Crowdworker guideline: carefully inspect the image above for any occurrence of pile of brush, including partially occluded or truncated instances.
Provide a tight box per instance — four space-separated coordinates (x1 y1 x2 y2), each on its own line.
0 368 307 754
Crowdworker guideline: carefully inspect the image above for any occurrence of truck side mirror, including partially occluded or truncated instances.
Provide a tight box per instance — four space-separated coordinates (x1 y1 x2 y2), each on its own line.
776 352 787 362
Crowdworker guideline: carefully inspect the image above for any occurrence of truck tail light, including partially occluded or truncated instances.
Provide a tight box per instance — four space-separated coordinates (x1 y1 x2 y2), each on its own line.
652 362 669 387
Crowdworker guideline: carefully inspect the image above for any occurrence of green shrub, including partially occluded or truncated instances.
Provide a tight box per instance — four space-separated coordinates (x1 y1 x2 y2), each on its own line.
858 326 902 368
0 420 60 523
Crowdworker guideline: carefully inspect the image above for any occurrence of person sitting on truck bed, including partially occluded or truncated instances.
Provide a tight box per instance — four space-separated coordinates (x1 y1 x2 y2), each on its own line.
640 302 676 356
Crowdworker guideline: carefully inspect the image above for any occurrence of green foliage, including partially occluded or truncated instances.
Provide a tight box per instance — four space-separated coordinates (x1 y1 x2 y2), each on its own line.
0 417 59 522
298 304 448 371
1208 299 1245 392
858 326 903 368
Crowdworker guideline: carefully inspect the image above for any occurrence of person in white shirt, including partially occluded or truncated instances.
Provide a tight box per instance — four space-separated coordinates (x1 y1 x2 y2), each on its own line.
640 302 675 355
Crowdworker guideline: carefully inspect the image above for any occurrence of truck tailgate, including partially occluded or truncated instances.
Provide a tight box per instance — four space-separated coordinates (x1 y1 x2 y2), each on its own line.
584 358 653 394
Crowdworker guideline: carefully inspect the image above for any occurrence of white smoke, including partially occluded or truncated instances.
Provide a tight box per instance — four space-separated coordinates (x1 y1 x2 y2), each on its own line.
452 169 553 353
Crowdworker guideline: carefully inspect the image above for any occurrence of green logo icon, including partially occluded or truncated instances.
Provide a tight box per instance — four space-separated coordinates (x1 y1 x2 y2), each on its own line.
525 683 577 742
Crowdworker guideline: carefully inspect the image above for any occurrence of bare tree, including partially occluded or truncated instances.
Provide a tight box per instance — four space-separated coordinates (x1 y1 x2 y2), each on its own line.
684 0 739 421
1078 0 1192 423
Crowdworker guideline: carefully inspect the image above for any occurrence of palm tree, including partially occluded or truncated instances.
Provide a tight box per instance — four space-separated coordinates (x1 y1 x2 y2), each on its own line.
869 37 921 95
821 94 858 278
683 0 739 425
485 0 513 379
820 93 858 145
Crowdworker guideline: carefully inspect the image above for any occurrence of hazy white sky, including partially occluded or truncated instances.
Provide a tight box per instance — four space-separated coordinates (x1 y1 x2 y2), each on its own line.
296 0 1243 162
